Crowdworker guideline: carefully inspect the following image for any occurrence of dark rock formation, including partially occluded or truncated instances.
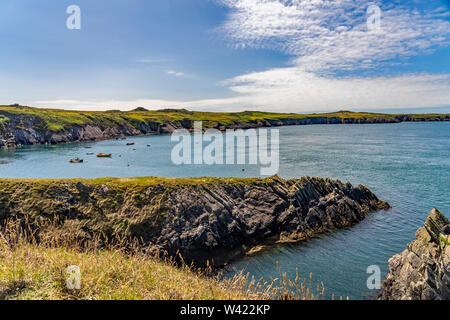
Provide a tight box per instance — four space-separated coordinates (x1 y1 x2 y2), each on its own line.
1 108 449 148
0 176 389 267
379 208 450 300
0 111 168 148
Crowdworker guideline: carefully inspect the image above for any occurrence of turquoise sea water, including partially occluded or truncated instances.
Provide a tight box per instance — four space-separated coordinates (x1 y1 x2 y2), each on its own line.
1 122 449 299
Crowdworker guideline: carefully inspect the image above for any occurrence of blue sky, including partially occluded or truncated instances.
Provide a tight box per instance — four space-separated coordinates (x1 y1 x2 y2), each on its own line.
0 0 450 113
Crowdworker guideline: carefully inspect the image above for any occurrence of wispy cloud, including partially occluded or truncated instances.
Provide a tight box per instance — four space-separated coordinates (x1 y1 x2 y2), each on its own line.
33 1 450 112
195 0 450 111
34 71 450 112
166 70 186 77
136 58 175 64
218 0 450 71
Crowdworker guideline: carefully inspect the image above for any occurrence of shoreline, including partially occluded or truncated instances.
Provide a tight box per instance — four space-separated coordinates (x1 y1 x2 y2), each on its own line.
1 105 449 148
0 175 390 268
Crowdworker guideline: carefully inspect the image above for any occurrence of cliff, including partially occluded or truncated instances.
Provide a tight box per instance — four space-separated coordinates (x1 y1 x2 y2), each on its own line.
0 176 389 267
1 105 448 148
379 208 450 300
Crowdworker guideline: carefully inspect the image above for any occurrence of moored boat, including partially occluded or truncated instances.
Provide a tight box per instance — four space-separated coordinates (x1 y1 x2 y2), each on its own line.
97 153 112 158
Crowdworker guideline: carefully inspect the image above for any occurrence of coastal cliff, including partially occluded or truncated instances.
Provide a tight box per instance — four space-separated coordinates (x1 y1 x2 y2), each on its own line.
1 105 448 148
379 209 450 300
0 176 389 267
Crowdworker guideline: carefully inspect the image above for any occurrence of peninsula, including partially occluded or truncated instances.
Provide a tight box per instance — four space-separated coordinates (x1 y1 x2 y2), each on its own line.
0 175 389 267
1 105 448 148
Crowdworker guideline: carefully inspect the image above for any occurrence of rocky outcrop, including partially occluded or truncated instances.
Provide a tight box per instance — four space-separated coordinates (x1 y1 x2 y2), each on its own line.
1 107 449 148
0 111 170 148
379 209 450 300
0 176 389 267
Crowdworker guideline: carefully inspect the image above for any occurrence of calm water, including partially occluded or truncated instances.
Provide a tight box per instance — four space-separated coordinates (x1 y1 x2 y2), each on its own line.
0 122 449 299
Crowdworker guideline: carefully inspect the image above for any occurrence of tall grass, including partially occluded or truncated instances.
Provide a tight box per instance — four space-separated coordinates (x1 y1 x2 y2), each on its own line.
0 219 335 300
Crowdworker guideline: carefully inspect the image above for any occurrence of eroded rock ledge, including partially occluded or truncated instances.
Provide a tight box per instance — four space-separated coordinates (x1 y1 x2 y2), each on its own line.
379 209 450 300
1 106 449 148
0 176 389 267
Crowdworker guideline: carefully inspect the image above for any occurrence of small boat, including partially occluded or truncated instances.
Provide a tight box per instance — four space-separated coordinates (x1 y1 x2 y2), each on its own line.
97 153 112 158
86 152 94 155
147 144 151 147
70 158 84 163
126 142 135 146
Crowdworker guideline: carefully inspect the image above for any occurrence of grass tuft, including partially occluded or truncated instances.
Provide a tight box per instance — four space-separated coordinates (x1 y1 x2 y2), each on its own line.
0 220 329 300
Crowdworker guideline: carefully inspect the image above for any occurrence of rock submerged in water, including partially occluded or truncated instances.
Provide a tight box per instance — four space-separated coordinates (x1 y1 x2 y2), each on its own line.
0 176 389 267
379 208 450 300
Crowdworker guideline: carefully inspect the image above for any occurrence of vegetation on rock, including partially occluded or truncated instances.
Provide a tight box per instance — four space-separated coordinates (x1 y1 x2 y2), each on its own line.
379 208 450 300
0 105 448 148
0 175 389 267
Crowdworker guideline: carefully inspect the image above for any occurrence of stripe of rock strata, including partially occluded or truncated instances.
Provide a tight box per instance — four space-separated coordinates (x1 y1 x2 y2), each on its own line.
379 208 450 300
0 176 389 267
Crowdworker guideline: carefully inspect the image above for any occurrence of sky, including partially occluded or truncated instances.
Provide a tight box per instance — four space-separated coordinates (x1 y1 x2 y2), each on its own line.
0 0 450 113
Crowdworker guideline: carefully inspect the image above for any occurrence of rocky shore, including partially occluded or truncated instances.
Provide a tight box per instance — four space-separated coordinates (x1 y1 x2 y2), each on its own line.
1 106 448 148
379 208 450 300
0 176 389 267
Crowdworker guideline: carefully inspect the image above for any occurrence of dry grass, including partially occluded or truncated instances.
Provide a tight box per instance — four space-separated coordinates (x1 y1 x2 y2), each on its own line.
0 221 256 300
0 220 333 301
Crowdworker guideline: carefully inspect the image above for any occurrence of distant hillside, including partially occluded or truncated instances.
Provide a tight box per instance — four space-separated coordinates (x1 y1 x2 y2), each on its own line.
0 105 448 148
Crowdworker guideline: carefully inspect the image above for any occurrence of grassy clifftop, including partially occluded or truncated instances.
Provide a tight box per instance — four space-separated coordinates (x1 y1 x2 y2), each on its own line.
0 105 448 148
1 105 448 133
0 237 256 300
1 176 346 300
0 175 389 268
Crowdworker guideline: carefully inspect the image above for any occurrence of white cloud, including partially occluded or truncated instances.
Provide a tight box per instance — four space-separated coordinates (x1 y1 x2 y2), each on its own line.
198 0 450 112
33 1 450 112
218 0 450 71
34 71 450 112
136 58 174 64
225 69 450 111
167 70 185 77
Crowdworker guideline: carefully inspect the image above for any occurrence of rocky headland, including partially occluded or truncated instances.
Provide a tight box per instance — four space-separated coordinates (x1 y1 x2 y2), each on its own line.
0 176 389 267
379 208 450 300
1 105 448 148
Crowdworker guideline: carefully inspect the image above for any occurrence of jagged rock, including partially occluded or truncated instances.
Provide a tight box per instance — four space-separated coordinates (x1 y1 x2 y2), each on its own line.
0 176 389 267
1 107 448 148
379 208 450 300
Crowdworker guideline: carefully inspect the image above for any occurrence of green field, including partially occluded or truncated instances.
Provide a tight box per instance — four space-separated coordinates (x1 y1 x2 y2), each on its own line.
0 105 448 133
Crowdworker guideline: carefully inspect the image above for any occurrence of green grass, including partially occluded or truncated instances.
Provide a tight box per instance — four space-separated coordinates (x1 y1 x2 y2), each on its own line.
0 176 285 259
0 176 267 187
440 235 450 247
0 114 8 128
0 105 448 134
0 176 349 300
